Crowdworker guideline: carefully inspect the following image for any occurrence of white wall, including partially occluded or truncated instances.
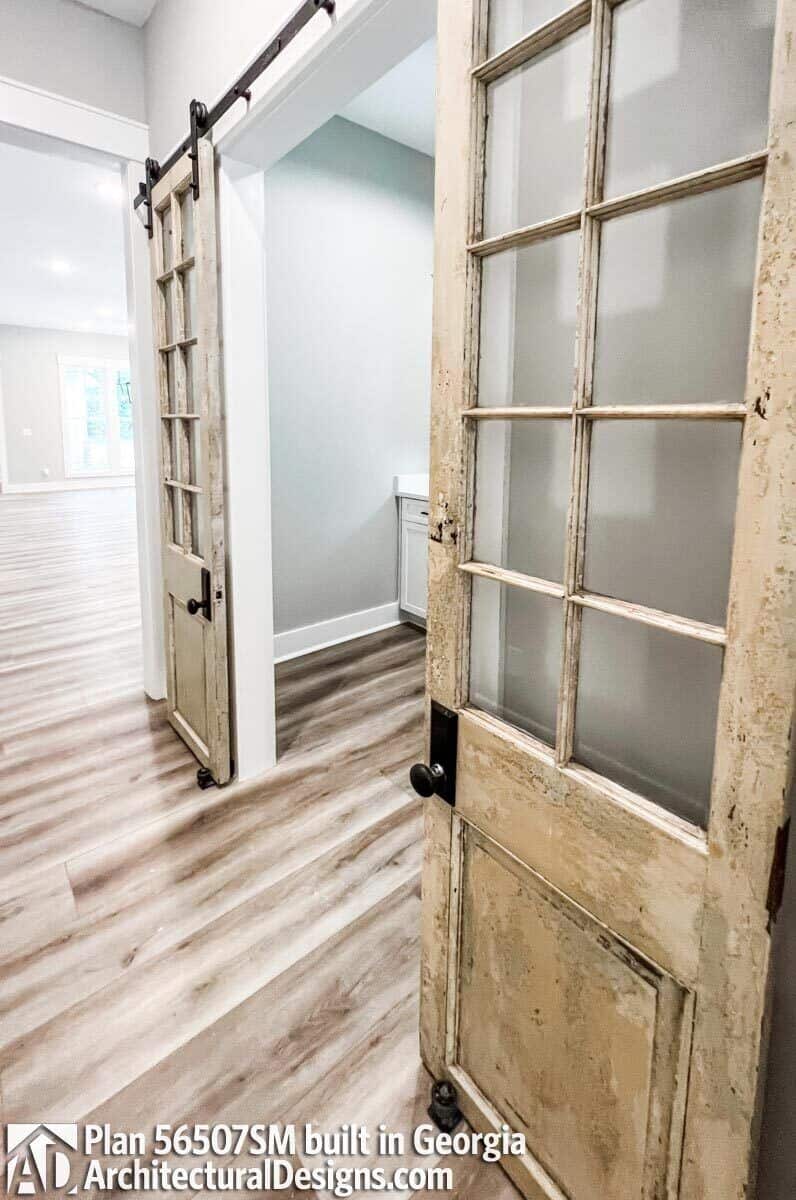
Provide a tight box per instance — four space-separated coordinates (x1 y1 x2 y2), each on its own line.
0 325 130 487
144 0 436 164
263 116 433 637
144 0 331 161
0 0 146 122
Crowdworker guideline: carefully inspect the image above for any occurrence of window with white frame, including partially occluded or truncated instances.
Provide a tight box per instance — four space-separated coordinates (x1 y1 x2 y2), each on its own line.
59 357 134 478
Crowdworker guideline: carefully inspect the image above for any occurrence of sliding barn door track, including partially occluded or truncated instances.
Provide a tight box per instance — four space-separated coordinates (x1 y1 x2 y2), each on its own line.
134 0 336 234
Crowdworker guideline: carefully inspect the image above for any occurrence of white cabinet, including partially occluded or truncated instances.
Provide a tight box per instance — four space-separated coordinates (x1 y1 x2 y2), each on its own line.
399 497 428 621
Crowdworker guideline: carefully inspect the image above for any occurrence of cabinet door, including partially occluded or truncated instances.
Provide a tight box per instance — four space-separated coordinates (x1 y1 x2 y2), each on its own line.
401 519 428 618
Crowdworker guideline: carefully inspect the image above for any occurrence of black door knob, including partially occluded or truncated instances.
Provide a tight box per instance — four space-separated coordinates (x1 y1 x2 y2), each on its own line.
410 761 446 798
187 596 209 617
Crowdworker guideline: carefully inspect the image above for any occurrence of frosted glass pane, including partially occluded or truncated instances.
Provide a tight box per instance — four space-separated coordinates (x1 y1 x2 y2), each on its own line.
584 422 742 626
593 179 763 407
184 267 198 339
185 345 198 414
164 420 177 482
605 0 776 198
574 608 723 826
168 489 182 548
166 348 177 414
489 0 574 57
474 420 571 582
161 203 174 271
179 190 195 259
163 279 175 346
470 577 562 746
189 493 201 557
478 232 579 407
484 26 590 236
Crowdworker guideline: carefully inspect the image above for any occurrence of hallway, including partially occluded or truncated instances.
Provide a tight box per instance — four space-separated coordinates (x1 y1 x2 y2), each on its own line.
0 489 516 1197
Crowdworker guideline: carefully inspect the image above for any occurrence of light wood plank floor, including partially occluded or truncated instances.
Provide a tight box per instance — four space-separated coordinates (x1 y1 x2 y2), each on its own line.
0 490 518 1198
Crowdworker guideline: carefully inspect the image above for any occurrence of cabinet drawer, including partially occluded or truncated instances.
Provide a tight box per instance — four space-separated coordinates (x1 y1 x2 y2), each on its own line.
402 497 429 524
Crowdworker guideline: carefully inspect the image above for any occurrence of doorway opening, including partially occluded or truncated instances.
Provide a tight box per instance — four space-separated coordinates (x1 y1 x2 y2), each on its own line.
0 124 148 734
264 39 436 685
262 41 437 763
217 0 439 780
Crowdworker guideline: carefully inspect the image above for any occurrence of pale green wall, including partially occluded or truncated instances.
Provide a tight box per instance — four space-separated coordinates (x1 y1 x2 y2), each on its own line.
264 117 434 635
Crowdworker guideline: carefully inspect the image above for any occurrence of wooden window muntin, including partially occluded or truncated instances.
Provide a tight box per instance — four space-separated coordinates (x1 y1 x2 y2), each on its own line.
155 186 204 557
462 0 773 823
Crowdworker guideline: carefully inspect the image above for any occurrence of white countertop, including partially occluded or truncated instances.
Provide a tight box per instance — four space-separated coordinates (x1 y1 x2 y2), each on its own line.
393 473 429 501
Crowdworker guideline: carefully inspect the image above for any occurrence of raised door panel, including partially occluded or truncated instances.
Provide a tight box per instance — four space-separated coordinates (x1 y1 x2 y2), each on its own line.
171 598 209 749
450 824 693 1200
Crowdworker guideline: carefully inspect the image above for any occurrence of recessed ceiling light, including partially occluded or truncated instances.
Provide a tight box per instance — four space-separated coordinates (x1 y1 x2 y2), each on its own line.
97 307 113 318
49 258 72 274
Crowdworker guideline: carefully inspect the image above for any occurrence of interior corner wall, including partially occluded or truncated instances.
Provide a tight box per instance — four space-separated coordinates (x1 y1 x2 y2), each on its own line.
0 0 146 122
264 116 433 638
0 325 130 487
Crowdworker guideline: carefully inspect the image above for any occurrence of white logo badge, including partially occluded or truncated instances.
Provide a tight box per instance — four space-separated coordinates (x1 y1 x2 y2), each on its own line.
5 1125 78 1197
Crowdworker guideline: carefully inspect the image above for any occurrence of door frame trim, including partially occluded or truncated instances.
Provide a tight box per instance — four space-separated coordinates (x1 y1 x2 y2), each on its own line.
0 73 148 161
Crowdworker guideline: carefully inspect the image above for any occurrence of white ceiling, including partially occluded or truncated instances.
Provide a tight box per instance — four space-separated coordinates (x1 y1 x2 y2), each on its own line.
340 37 436 158
75 0 157 27
0 134 128 338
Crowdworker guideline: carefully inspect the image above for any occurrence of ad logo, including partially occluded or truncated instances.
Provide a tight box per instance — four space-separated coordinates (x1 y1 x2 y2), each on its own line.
5 1125 78 1197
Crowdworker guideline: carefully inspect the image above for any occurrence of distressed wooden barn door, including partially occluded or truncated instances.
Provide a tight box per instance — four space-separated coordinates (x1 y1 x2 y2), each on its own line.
420 0 794 1197
149 140 231 786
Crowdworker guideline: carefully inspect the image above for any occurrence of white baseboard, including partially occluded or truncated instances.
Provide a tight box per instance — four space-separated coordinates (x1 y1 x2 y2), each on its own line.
1 477 135 494
274 600 402 663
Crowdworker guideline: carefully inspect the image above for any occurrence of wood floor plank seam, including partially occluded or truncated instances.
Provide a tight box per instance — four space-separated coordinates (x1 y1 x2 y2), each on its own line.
37 708 421 893
0 882 424 1191
1 732 192 808
0 846 423 1118
62 776 416 917
0 805 423 1097
0 492 516 1197
2 776 416 1015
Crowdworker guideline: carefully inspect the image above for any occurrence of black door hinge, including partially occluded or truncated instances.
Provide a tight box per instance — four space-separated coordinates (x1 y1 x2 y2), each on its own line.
767 817 790 929
409 701 458 807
